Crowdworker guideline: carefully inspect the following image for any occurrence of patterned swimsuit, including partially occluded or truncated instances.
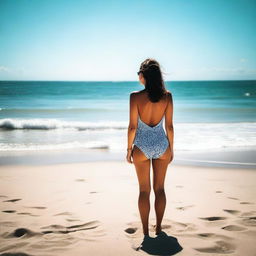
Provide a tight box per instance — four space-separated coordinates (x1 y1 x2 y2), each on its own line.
133 114 169 159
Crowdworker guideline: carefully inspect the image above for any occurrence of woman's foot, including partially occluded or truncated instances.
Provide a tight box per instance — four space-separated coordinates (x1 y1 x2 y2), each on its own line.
155 225 162 235
143 230 149 236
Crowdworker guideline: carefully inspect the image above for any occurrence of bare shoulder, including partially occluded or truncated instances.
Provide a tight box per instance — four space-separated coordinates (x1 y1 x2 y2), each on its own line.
130 90 141 100
166 90 173 101
130 90 140 96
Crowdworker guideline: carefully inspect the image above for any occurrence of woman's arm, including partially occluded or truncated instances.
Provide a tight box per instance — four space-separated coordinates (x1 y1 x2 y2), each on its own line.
127 92 138 150
165 92 174 151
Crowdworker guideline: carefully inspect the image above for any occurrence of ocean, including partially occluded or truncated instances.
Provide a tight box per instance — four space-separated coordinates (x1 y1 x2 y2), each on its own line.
0 80 256 162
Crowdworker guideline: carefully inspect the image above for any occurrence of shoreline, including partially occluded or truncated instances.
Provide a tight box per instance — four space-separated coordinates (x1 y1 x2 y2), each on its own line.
0 148 255 169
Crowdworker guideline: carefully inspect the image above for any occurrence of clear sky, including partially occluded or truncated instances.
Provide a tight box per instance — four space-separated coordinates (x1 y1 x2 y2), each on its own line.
0 0 255 81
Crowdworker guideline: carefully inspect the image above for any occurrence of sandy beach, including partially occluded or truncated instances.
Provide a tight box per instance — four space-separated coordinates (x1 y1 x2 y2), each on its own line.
0 161 255 256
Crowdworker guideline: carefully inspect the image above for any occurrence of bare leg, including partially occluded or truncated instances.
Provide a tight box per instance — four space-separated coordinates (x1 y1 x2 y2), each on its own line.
152 147 171 235
132 145 151 236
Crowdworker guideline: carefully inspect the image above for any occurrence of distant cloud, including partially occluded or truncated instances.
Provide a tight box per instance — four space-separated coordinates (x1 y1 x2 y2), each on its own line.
0 66 10 72
240 58 248 63
200 67 256 74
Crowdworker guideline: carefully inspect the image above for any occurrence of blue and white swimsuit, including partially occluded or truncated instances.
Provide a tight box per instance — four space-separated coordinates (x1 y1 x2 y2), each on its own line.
133 115 169 159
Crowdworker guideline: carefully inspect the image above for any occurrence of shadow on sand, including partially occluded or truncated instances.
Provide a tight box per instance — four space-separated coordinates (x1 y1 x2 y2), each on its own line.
136 231 183 255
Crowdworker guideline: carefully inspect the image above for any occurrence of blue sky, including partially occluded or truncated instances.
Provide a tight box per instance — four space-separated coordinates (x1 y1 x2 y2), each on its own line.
0 0 255 81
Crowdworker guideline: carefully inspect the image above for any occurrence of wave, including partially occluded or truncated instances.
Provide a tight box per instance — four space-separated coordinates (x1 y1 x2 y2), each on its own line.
0 107 117 112
0 118 127 130
0 118 256 152
1 118 256 131
0 141 109 151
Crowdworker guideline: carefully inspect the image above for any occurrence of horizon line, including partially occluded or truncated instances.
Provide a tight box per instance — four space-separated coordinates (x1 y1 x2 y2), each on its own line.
0 79 255 82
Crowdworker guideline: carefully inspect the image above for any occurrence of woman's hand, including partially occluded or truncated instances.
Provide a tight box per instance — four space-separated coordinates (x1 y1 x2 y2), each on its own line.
126 149 133 164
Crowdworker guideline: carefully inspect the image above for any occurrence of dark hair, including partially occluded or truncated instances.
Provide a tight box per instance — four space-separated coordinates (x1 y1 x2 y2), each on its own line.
139 58 168 102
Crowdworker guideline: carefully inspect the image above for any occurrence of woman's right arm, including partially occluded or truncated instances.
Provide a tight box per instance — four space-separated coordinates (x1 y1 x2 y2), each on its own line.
165 92 174 154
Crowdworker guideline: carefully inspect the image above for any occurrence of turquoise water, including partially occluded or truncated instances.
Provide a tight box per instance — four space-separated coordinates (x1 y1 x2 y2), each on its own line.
0 80 255 152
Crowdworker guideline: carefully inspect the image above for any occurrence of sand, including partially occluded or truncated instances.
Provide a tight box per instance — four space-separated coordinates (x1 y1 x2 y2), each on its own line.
0 161 256 256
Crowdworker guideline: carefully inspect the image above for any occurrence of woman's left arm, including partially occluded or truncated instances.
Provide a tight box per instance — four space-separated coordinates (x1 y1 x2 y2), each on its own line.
127 93 138 162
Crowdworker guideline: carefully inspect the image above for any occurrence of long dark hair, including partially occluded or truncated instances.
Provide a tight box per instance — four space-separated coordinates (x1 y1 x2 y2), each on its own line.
139 58 168 102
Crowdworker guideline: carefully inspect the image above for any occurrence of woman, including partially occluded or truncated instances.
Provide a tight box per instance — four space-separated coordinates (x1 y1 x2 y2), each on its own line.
126 58 174 237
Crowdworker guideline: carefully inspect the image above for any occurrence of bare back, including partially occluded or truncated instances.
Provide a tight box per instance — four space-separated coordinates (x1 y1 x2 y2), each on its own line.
136 90 169 127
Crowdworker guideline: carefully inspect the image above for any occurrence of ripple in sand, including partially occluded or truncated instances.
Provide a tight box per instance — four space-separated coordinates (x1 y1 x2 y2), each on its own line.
17 212 40 217
227 197 239 200
53 211 73 216
216 191 223 193
89 191 98 194
241 230 256 236
155 220 197 233
176 205 194 211
40 220 101 234
194 240 236 254
0 195 8 198
3 198 22 203
66 218 81 222
240 201 254 205
2 210 16 213
240 211 256 217
25 206 46 210
0 253 31 256
223 209 240 215
236 216 256 227
199 216 227 221
0 221 17 227
75 178 86 182
196 233 233 240
197 233 215 238
222 225 246 231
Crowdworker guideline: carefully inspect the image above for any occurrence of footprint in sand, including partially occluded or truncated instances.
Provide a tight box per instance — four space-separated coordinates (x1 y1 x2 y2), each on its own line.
25 206 47 210
221 225 247 231
215 191 223 193
154 219 197 234
3 198 22 203
227 196 239 200
240 201 254 205
176 205 194 211
240 211 256 217
53 211 73 216
125 221 141 236
199 216 227 221
75 178 86 182
17 212 40 217
1 227 42 239
236 216 256 227
125 227 138 234
2 210 16 213
66 218 82 222
194 240 236 254
0 252 30 256
41 220 102 235
223 209 240 215
196 232 233 240
175 185 183 188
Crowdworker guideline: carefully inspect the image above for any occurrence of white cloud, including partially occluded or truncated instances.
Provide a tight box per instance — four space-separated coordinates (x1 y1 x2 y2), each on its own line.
200 67 256 74
240 58 248 63
0 66 10 72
